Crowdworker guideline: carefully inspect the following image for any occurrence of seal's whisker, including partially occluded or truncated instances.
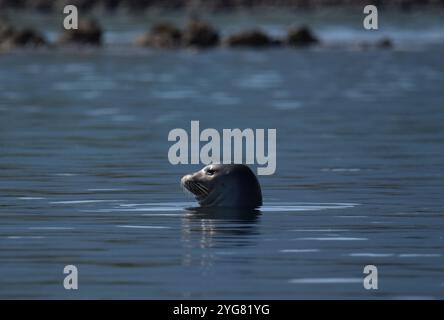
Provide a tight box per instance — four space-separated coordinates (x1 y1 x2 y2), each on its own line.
181 184 191 197
196 183 209 193
193 181 200 195
194 183 209 196
189 182 200 195
181 181 196 198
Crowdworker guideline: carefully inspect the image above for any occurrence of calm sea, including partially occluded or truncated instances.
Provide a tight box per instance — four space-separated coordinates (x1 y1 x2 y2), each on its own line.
1 10 444 299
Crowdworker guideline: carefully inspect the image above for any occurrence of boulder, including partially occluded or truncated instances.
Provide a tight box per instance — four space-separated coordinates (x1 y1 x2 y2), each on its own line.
375 37 393 49
225 29 280 47
0 20 15 42
57 18 102 46
3 28 47 47
353 37 393 51
0 20 47 49
182 20 219 48
287 26 319 47
135 22 182 48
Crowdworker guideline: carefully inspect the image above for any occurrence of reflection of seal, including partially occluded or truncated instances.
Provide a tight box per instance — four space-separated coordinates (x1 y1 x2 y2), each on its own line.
181 164 262 208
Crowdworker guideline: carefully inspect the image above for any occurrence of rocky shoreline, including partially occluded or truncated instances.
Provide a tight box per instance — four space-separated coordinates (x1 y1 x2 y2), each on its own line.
134 20 321 49
0 18 394 51
0 21 47 50
0 0 443 12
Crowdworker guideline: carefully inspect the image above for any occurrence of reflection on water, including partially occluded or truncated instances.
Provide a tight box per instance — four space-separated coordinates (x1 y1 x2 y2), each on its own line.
180 207 260 270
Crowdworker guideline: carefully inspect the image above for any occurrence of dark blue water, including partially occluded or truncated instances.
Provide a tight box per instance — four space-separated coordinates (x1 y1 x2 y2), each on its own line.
1 12 444 299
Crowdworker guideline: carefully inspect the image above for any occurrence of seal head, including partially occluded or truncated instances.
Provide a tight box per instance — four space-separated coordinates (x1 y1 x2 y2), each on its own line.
181 164 262 208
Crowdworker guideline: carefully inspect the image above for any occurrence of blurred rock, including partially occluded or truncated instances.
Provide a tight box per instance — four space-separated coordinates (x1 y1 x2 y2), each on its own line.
225 29 281 47
135 22 182 48
0 20 15 42
375 37 393 49
0 21 47 49
57 18 102 46
287 26 319 47
353 37 393 50
182 20 219 48
3 28 47 48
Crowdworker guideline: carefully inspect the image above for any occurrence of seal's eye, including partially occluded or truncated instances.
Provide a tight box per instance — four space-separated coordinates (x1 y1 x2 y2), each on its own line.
206 168 216 176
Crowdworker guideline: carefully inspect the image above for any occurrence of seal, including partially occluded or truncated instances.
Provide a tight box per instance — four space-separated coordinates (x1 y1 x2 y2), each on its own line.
181 164 262 208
